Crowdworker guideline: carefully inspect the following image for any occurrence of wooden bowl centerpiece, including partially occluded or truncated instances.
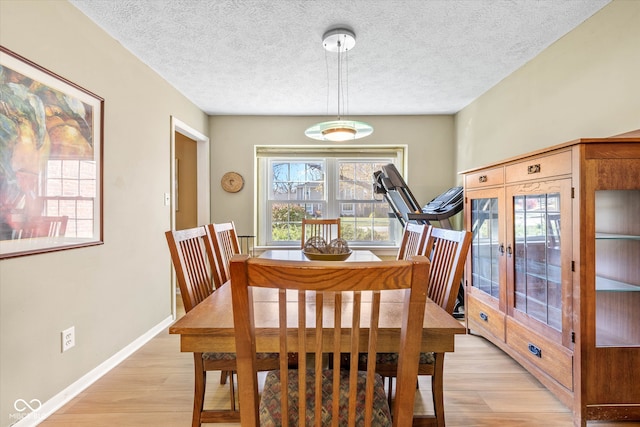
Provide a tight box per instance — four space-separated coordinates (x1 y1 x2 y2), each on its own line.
302 237 352 261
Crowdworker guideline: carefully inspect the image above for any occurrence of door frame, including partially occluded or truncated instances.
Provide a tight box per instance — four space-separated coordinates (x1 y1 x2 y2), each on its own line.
169 116 210 317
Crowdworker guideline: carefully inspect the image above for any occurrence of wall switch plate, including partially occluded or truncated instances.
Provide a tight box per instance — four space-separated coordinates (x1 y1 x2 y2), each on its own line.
164 193 170 206
61 326 75 352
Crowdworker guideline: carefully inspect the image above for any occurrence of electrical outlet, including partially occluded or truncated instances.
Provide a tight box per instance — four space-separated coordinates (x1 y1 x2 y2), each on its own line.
61 326 75 352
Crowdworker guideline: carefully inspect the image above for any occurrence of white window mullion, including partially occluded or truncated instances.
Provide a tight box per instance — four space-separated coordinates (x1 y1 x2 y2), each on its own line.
326 159 338 218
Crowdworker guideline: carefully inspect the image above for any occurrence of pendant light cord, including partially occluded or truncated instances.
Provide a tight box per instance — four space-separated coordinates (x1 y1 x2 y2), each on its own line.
324 34 351 121
324 46 330 116
344 42 349 119
304 28 373 141
337 39 342 120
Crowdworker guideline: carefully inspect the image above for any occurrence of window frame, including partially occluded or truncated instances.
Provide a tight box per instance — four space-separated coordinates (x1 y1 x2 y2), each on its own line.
44 158 97 238
255 145 407 248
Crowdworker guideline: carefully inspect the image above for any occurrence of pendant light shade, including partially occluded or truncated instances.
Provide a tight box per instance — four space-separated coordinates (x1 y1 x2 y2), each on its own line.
305 28 373 141
305 119 373 141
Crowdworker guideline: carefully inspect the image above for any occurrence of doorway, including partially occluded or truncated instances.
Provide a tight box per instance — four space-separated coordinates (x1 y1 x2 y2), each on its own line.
170 116 210 317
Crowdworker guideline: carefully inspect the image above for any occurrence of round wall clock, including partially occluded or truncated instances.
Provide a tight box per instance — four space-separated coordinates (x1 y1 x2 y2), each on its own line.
221 171 244 193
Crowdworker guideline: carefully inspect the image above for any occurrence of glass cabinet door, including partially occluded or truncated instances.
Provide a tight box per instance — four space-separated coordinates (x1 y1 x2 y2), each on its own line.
469 195 502 300
506 179 572 340
512 192 562 330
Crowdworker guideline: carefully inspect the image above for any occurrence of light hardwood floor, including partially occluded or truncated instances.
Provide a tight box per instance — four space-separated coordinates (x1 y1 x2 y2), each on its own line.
41 301 638 427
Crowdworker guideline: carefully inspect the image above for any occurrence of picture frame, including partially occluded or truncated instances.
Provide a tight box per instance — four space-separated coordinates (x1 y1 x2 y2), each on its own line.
0 46 104 259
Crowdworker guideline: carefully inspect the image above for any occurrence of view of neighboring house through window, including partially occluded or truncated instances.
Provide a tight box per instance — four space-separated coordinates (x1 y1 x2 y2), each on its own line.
256 145 406 247
44 159 96 237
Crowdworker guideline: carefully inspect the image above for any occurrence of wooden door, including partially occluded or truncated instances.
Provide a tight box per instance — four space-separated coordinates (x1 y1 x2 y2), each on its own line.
175 132 198 230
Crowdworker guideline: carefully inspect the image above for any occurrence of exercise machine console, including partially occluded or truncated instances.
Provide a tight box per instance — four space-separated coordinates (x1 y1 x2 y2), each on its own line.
374 164 463 227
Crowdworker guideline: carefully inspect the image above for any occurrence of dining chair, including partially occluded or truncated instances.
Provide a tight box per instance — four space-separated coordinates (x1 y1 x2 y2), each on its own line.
207 222 240 389
367 227 472 426
13 215 68 239
300 217 341 248
165 226 279 426
229 253 431 426
397 222 431 261
208 222 297 384
207 222 241 287
354 222 430 401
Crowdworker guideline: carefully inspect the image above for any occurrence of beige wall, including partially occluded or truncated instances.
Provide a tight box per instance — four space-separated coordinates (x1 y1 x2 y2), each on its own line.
208 115 456 236
1 0 637 424
456 0 640 172
0 1 208 424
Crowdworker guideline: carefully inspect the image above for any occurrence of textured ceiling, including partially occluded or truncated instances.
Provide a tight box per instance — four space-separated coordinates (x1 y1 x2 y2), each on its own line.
69 0 610 116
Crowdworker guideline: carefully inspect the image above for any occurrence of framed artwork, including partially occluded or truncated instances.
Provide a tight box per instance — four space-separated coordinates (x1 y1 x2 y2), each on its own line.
0 46 104 259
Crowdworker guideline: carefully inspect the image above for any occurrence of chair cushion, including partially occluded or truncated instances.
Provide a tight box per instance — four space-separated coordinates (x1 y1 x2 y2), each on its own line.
259 369 391 427
202 352 235 361
359 351 436 366
202 352 279 362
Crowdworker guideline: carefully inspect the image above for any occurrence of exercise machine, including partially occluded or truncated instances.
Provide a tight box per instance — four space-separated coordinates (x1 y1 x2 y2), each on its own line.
373 164 463 227
374 164 465 317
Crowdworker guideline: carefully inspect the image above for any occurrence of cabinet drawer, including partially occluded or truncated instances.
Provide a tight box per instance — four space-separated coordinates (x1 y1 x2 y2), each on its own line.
467 296 505 341
505 150 572 183
465 167 504 189
506 318 573 390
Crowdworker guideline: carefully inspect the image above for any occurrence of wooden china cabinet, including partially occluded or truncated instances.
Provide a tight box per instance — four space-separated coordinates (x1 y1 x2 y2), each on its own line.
461 136 640 426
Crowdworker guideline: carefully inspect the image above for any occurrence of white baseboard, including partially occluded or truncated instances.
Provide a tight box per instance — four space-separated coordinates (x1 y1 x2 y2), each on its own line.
9 315 175 427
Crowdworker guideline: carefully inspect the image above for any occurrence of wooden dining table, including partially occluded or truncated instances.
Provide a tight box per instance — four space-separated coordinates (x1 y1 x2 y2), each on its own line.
169 249 466 423
169 249 466 427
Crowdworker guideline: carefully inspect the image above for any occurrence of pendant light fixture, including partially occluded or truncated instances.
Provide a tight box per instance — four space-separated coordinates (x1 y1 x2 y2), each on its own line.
305 28 373 142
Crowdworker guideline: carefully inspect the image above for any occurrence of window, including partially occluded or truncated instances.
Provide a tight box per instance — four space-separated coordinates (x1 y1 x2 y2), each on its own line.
43 159 96 238
256 145 405 247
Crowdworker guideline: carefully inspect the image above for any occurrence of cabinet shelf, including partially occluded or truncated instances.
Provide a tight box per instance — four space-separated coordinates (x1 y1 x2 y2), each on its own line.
596 328 638 347
595 233 640 240
596 275 640 292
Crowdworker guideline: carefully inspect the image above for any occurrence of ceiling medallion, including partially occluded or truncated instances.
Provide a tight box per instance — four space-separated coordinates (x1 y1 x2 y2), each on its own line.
305 28 373 142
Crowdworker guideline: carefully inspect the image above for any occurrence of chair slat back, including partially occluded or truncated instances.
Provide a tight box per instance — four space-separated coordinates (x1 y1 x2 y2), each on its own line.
230 254 430 427
301 218 341 248
165 226 216 312
208 222 241 287
425 228 472 314
14 215 68 239
396 222 431 260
